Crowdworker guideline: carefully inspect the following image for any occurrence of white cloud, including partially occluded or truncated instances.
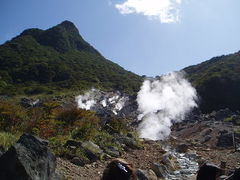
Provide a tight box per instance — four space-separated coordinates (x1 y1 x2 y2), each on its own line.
115 0 182 23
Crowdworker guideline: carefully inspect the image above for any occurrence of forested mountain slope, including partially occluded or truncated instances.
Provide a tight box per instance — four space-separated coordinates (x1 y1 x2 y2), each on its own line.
0 21 142 95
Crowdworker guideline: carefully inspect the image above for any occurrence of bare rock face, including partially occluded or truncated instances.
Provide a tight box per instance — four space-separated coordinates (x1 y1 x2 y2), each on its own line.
0 134 62 180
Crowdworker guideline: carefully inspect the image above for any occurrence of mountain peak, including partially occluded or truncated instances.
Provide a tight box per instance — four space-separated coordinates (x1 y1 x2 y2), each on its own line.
59 20 76 28
19 21 101 55
57 20 79 33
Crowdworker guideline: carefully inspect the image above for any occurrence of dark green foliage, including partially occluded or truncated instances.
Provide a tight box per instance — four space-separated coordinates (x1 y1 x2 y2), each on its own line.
0 21 142 95
184 51 240 113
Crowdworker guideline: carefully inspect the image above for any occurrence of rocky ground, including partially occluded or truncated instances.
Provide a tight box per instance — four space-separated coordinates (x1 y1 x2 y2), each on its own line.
2 97 240 180
57 141 166 180
170 110 240 177
57 109 240 180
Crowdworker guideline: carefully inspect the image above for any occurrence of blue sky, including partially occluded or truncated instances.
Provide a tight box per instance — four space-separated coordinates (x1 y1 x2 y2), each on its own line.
1 0 240 76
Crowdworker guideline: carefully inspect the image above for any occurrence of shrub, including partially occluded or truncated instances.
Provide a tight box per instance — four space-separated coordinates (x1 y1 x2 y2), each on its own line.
108 118 130 135
57 107 100 139
0 132 19 151
0 101 28 132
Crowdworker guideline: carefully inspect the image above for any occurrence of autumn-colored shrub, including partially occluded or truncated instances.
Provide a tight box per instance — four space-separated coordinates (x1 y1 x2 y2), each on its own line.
0 101 28 132
56 107 100 139
0 100 135 159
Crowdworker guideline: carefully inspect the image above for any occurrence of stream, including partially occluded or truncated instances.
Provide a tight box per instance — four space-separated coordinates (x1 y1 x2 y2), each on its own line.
163 146 199 180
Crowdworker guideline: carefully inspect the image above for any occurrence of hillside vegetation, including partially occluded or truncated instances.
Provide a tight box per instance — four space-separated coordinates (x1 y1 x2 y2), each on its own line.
0 21 142 96
184 51 240 113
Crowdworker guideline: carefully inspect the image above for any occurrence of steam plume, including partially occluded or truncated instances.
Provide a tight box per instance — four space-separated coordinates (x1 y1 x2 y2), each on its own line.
76 89 99 110
137 71 198 140
76 89 128 114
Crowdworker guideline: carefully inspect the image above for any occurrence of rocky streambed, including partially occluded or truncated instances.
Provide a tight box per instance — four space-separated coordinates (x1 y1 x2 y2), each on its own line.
159 144 199 180
166 151 199 180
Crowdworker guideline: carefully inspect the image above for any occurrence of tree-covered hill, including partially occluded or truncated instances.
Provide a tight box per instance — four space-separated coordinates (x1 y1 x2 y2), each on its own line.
184 51 240 113
0 21 142 96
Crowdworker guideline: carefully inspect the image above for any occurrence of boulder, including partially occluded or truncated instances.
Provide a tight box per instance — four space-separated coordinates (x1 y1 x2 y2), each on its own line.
176 144 188 153
196 162 221 180
217 133 233 147
161 153 177 171
147 170 158 180
201 135 211 143
81 141 104 161
64 139 82 148
202 128 213 136
115 135 140 149
136 169 158 180
150 163 168 178
70 156 85 166
0 133 62 180
136 169 148 180
104 146 120 157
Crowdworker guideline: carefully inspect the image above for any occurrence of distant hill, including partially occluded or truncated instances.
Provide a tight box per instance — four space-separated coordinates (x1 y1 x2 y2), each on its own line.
0 21 142 95
184 51 240 113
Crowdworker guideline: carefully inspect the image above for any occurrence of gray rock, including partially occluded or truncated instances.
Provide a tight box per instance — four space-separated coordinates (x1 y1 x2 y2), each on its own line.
64 139 82 147
203 128 213 136
115 135 140 149
0 133 62 180
217 133 233 147
81 141 104 161
150 163 168 178
70 157 85 166
201 135 211 143
176 144 188 153
137 169 148 180
161 153 176 171
137 169 158 180
104 146 120 157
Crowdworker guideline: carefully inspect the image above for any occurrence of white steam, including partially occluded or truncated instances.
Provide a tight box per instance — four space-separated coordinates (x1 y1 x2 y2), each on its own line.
137 71 198 140
76 89 99 110
76 89 128 115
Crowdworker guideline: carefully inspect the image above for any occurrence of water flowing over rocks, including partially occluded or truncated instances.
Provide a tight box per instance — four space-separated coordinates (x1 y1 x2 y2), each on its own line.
159 146 199 180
